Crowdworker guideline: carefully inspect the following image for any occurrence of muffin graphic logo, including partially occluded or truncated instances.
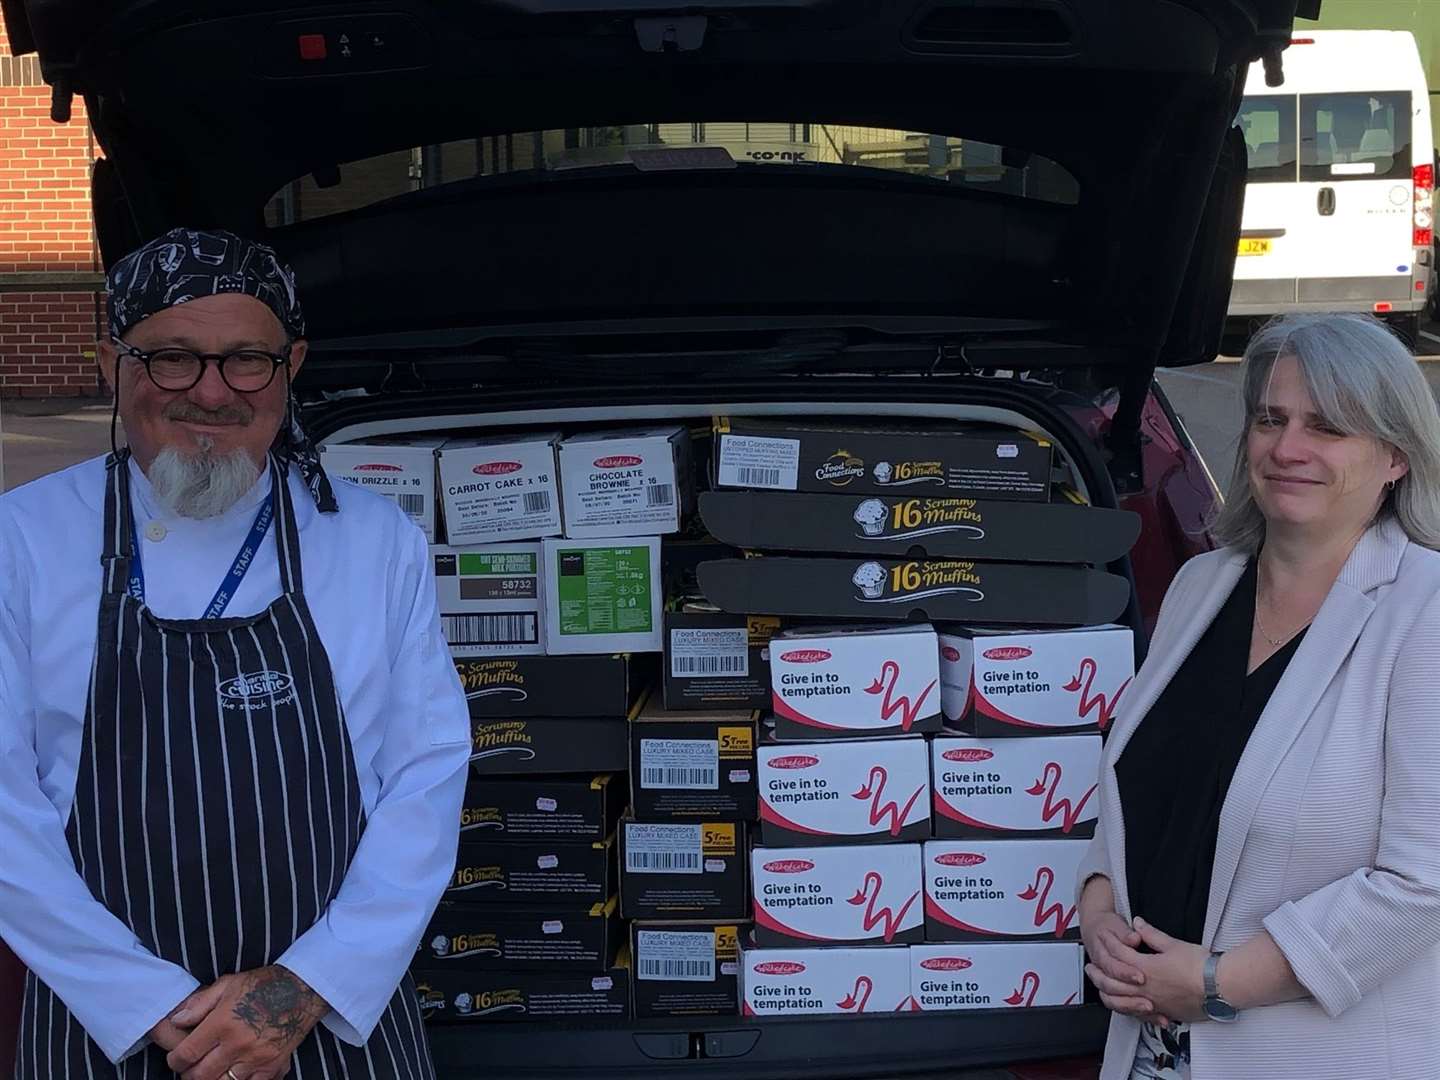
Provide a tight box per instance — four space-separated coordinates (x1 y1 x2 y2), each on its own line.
430 934 451 957
873 462 894 484
853 499 889 537
454 993 474 1015
852 561 887 599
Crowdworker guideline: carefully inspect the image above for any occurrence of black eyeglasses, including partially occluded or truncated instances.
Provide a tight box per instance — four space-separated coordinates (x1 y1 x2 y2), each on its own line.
112 338 291 392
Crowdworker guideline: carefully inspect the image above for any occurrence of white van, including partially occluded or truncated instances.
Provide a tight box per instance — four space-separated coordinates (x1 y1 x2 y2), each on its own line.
1229 30 1434 343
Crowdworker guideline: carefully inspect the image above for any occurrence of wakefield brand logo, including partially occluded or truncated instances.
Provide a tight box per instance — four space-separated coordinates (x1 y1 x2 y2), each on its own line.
779 649 831 664
220 671 293 700
762 859 815 874
472 461 523 476
594 455 643 469
941 646 963 662
354 463 404 472
769 755 821 770
935 852 986 868
920 957 973 972
754 962 806 976
984 646 1033 661
942 748 994 763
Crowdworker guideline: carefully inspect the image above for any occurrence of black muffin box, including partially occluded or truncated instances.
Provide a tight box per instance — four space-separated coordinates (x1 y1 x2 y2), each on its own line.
629 699 759 821
454 654 648 719
631 921 744 1018
661 609 780 712
445 836 614 907
469 716 630 776
414 961 631 1024
418 899 620 971
460 774 623 841
619 818 749 920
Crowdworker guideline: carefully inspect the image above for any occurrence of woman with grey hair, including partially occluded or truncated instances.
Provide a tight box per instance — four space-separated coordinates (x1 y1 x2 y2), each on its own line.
1075 312 1440 1079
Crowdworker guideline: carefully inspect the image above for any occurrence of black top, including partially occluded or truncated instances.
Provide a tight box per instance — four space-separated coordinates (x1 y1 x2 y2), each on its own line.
1116 559 1306 943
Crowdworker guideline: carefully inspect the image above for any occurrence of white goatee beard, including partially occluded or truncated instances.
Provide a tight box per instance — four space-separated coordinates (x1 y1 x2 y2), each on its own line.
149 437 263 519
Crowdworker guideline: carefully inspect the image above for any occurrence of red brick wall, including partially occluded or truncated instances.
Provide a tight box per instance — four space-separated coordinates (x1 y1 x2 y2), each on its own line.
1 20 105 398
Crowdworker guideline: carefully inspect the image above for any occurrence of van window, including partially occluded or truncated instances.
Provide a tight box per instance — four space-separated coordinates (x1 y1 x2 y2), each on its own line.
1300 91 1412 182
1238 96 1297 183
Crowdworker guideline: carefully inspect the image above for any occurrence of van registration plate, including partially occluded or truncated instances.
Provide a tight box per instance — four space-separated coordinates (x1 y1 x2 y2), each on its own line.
1237 238 1272 256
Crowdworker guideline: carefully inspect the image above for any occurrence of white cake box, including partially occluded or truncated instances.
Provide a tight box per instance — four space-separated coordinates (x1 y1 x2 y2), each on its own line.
939 625 1134 736
758 737 931 846
771 624 941 739
321 438 442 541
437 434 563 544
557 426 693 539
931 736 1100 839
739 944 911 1017
923 840 1085 942
432 543 544 657
907 943 1083 1011
751 843 923 946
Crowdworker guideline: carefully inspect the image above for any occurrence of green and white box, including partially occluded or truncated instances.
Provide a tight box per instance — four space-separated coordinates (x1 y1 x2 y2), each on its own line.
541 537 663 654
434 544 545 657
437 434 563 544
321 437 443 541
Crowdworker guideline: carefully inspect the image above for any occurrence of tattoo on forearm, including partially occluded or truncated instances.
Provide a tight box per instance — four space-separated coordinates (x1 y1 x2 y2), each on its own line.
232 967 326 1047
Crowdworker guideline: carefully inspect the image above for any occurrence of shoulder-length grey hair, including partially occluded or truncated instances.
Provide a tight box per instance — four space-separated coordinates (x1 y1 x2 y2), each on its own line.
1211 312 1440 554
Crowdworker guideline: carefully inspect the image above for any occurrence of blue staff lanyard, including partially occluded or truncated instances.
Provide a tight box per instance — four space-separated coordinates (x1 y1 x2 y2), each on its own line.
128 498 276 619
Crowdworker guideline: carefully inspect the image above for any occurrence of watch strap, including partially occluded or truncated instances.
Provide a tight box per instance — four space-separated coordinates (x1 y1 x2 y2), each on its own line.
1203 951 1223 999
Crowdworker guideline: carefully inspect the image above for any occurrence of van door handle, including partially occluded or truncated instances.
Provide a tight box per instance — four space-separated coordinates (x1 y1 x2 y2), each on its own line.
1318 187 1336 216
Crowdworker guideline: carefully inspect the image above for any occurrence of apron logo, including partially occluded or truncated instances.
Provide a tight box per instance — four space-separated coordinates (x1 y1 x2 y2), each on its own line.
219 670 296 711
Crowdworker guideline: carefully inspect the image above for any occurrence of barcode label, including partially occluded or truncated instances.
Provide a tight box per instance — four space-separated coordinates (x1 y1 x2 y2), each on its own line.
643 765 718 788
626 824 703 876
673 654 746 675
636 930 716 982
441 614 538 645
717 434 800 490
645 484 674 507
523 491 551 514
625 849 702 873
737 467 782 486
388 492 425 517
669 627 749 680
639 739 720 790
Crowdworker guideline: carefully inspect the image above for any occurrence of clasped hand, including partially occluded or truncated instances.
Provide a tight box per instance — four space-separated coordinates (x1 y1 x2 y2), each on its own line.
1083 909 1210 1026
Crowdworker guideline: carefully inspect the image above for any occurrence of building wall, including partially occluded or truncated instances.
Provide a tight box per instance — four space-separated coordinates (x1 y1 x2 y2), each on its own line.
0 20 105 398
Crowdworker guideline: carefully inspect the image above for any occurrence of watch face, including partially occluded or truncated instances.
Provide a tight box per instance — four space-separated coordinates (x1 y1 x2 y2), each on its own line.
1205 997 1240 1023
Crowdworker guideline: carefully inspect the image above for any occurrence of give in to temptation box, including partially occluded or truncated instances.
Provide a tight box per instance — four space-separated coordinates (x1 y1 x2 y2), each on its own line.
758 737 931 847
469 717 631 776
923 840 1085 942
712 417 1054 501
446 836 615 907
620 820 748 920
320 438 442 541
738 943 911 1017
542 537 664 654
940 625 1135 735
632 922 743 1018
454 654 646 719
433 544 543 657
629 700 759 821
414 961 630 1024
558 426 695 539
750 843 924 947
662 610 779 712
931 736 1100 839
907 943 1083 1011
436 434 563 545
461 774 623 841
418 899 620 971
769 624 942 739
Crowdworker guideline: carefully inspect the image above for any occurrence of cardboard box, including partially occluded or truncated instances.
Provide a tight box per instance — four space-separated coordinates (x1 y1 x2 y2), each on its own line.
460 774 622 841
414 961 631 1024
418 899 620 971
433 544 544 657
698 491 1141 564
630 701 758 821
541 537 664 654
907 943 1084 1011
712 417 1053 502
558 426 694 538
320 438 442 541
738 943 912 1017
662 610 778 711
469 717 631 776
751 843 924 946
931 736 1101 839
437 434 563 544
632 923 743 1018
923 840 1085 942
758 738 931 846
940 625 1135 736
620 820 749 919
446 836 614 907
453 654 646 719
770 625 942 739
662 535 743 600
697 557 1131 627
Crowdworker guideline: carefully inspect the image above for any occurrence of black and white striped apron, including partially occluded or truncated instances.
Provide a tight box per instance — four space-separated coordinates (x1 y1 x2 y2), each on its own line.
16 451 433 1080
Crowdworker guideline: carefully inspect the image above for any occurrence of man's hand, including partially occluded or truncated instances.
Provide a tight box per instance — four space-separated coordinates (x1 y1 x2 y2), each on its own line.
148 1014 191 1054
165 965 328 1080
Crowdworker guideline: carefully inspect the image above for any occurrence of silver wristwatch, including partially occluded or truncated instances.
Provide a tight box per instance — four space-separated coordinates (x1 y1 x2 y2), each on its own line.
1202 951 1239 1023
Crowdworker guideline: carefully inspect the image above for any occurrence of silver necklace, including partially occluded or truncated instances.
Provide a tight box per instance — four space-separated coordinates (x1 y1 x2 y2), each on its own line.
1253 601 1293 648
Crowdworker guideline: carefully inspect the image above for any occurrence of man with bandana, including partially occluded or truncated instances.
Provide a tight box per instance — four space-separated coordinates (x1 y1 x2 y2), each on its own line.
0 228 470 1079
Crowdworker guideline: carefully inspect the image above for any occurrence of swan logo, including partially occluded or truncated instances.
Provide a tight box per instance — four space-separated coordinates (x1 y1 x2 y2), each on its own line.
983 646 1033 661
754 961 806 976
762 859 815 874
219 672 294 710
935 852 986 868
780 649 831 664
942 748 994 763
769 755 820 770
920 957 972 972
473 461 522 476
594 455 643 469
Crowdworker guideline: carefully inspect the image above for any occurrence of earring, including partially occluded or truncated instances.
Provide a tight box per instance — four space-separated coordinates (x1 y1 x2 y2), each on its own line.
1386 479 1397 492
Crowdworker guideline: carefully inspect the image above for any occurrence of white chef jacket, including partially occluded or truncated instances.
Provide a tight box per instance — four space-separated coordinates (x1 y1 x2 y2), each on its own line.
0 454 471 1064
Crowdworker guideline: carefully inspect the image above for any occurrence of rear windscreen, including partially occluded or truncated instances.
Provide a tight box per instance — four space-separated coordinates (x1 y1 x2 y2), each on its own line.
1300 91 1412 182
1238 96 1297 183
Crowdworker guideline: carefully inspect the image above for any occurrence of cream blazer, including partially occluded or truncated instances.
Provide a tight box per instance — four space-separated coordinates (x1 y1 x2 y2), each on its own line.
1078 517 1440 1080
